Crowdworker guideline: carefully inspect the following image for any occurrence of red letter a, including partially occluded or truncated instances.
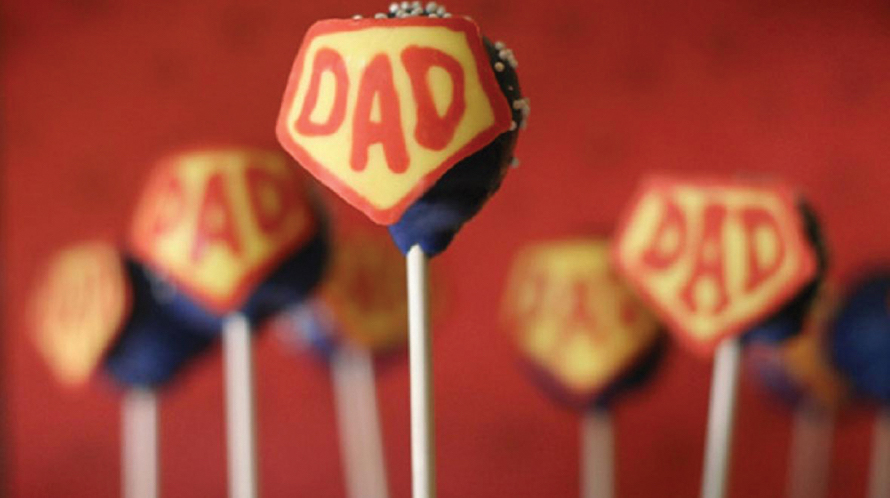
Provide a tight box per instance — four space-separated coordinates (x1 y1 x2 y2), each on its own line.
351 54 409 173
679 204 730 314
192 173 242 263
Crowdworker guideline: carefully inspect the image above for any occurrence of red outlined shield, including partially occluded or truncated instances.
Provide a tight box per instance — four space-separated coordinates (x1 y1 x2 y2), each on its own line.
503 239 660 404
613 176 818 356
276 17 511 225
130 148 316 314
30 242 131 386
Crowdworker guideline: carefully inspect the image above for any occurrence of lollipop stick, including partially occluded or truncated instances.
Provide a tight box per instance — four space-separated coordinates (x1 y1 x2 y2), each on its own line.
581 407 614 498
122 388 159 498
868 406 890 498
407 245 435 498
223 313 258 498
787 401 834 498
332 346 390 498
700 338 742 498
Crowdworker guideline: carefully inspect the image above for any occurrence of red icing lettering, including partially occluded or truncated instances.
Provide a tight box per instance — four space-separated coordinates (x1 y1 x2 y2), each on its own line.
296 48 349 136
351 54 409 173
641 199 686 270
742 207 786 292
246 164 295 236
566 280 597 331
401 46 466 150
192 173 242 262
680 203 729 314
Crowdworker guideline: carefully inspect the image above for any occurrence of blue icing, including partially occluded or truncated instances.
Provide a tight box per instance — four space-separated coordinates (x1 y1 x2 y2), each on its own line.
830 274 890 404
146 224 329 334
103 260 214 388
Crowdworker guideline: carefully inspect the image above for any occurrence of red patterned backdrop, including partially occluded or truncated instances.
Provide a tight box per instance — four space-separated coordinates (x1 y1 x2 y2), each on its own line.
4 0 890 496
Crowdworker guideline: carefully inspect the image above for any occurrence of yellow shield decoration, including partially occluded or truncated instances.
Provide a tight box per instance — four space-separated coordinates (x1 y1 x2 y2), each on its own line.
130 148 316 313
614 176 818 355
30 242 130 386
504 239 660 402
277 17 512 224
320 229 408 352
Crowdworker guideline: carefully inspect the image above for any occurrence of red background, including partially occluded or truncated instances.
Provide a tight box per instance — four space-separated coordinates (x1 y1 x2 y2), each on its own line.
4 0 890 496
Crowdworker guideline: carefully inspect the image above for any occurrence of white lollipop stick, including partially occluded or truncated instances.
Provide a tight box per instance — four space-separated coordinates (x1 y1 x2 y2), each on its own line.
787 401 834 498
223 313 258 498
868 406 890 498
581 407 614 498
122 387 159 498
407 245 435 498
332 346 390 498
700 338 742 498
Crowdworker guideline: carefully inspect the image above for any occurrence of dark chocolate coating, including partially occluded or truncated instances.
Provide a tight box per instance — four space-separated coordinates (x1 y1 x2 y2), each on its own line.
388 35 524 256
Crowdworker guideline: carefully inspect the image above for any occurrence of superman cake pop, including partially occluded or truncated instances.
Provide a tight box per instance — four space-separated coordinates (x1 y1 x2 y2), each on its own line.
503 238 664 409
503 238 663 498
276 2 528 255
128 147 329 333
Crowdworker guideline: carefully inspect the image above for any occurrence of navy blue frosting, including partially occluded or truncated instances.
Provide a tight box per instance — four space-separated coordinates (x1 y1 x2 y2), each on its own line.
388 36 524 256
830 273 890 404
145 223 330 334
103 259 215 388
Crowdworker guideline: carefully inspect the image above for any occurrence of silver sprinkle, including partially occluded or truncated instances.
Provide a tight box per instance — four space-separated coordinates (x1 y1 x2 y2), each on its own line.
389 2 399 12
494 62 505 72
375 12 387 18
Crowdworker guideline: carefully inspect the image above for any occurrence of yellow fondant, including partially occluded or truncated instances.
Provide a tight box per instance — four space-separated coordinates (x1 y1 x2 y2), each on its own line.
31 242 128 386
504 240 659 395
282 23 498 211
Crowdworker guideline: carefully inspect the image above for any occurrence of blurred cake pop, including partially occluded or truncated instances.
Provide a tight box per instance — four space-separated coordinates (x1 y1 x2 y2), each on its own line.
128 147 329 332
275 228 409 359
276 2 528 256
613 176 823 355
503 239 663 409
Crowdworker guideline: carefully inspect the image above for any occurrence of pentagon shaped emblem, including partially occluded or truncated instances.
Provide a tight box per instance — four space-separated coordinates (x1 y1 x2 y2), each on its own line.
614 176 818 355
503 239 660 404
130 148 316 314
30 242 131 386
276 17 511 224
